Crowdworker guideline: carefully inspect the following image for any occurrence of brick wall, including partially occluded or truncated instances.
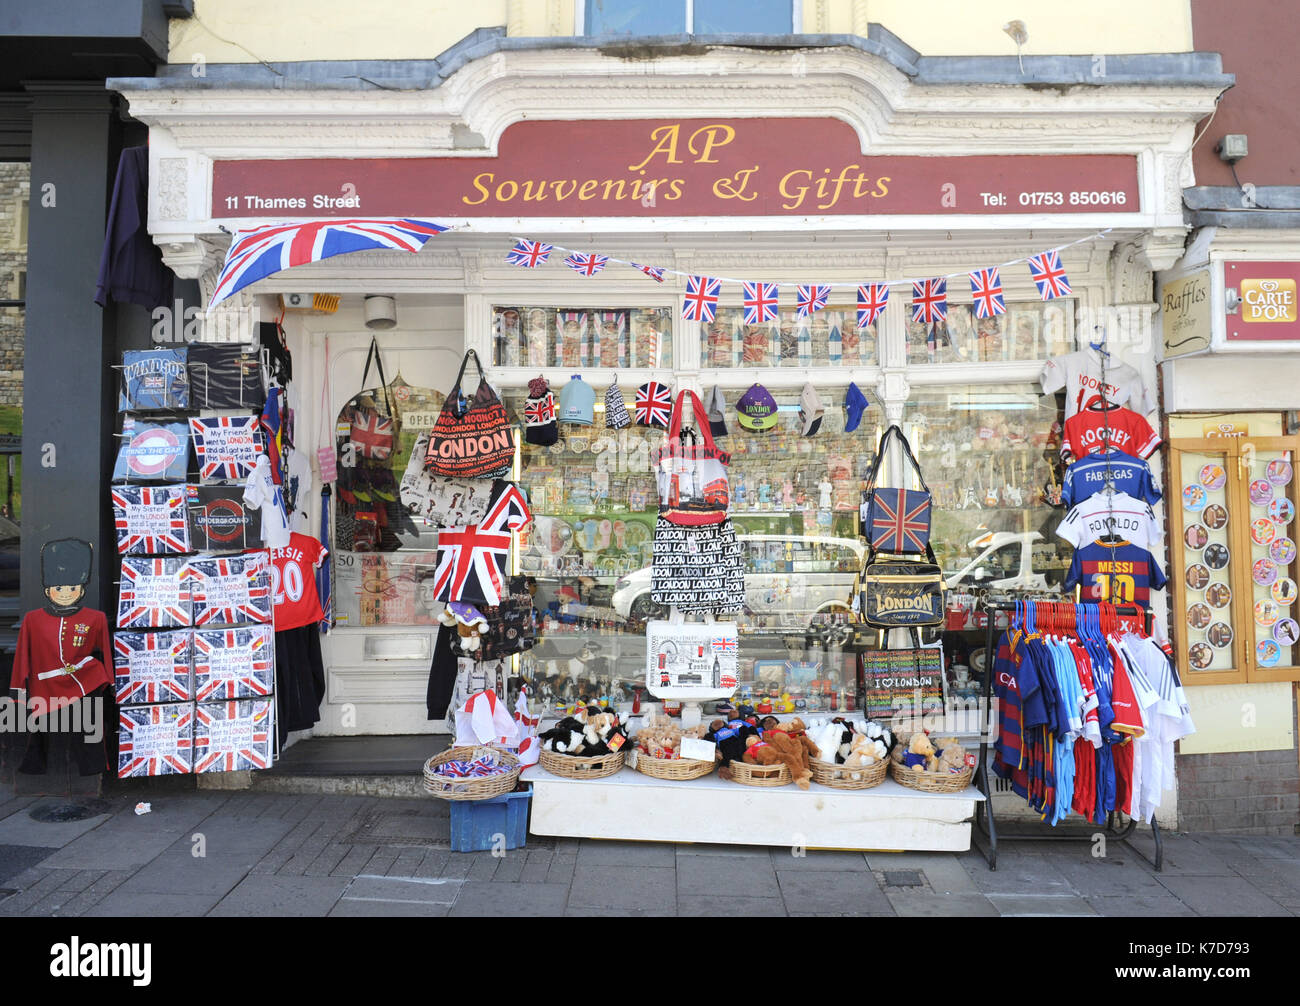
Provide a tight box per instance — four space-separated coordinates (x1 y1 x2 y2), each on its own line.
1176 689 1300 835
0 162 28 409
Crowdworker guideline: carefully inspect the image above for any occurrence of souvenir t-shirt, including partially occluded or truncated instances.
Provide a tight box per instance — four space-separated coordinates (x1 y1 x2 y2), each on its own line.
1057 492 1163 552
186 553 273 627
1040 348 1153 421
1061 404 1160 461
187 484 262 551
269 532 329 631
189 416 262 481
1062 450 1161 507
111 485 192 555
243 454 291 549
119 349 189 411
113 419 190 481
1064 540 1169 610
187 343 265 410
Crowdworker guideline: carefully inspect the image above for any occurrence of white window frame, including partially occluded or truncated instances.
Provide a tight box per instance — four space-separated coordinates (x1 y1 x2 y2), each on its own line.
576 0 801 36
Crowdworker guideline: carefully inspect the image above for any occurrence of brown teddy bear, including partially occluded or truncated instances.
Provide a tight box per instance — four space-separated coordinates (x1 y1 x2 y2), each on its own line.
743 733 812 790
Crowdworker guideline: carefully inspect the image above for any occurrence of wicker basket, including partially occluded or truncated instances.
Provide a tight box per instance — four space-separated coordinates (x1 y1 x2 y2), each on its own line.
888 752 973 793
809 756 888 790
539 747 625 780
423 745 521 801
635 753 715 781
726 759 792 787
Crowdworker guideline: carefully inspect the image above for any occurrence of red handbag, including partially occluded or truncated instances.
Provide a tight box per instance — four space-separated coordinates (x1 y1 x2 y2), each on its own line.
650 390 731 526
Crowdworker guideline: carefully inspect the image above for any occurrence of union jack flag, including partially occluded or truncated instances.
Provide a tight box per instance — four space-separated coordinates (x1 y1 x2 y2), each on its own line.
632 262 666 283
796 284 830 319
564 252 608 276
506 239 553 268
433 482 532 605
742 282 780 324
211 219 448 306
857 283 889 328
186 555 273 626
193 626 274 701
193 699 274 773
114 630 193 705
712 636 738 655
118 703 193 777
189 415 262 480
524 393 555 426
911 278 948 325
869 489 932 554
968 267 1007 319
118 557 191 629
635 381 673 428
682 275 722 323
1027 250 1072 300
112 485 191 555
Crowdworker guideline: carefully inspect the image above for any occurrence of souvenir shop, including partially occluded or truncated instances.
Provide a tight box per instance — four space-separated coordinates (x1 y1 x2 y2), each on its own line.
102 40 1233 851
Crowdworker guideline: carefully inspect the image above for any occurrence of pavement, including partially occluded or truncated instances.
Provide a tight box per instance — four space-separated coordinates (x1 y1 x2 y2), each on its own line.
0 788 1295 917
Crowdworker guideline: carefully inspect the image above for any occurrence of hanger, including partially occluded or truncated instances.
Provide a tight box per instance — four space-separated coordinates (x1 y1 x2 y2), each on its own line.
1088 325 1110 358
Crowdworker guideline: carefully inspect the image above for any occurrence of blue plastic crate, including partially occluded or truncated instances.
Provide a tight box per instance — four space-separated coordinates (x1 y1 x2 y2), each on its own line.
449 788 531 853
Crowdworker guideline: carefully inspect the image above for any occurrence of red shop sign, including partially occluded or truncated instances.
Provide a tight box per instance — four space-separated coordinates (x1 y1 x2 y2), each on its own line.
212 118 1140 219
1226 260 1300 341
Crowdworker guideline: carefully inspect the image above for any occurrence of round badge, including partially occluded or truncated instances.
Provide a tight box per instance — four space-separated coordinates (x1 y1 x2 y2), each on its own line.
1254 558 1279 586
1189 642 1214 669
1199 463 1227 490
1207 622 1234 649
1182 485 1207 512
1184 524 1210 551
1203 504 1229 530
1206 582 1233 608
1257 639 1282 668
1187 603 1212 630
1273 578 1297 606
1273 618 1299 646
1251 518 1278 546
1269 497 1295 525
1204 543 1230 570
1186 563 1210 590
1250 479 1274 506
1267 458 1293 487
1255 599 1280 627
1270 537 1296 565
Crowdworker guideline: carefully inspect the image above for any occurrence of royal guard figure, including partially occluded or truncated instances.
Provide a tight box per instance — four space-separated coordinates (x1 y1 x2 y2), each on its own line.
11 539 113 775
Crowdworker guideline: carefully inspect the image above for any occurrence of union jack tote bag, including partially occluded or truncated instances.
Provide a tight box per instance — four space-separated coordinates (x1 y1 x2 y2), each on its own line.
346 337 399 461
650 390 731 527
426 349 515 480
861 425 932 555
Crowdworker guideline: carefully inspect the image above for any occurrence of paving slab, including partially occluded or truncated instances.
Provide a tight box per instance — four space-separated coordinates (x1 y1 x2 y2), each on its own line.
110 853 254 898
776 869 890 915
0 804 111 849
1155 875 1292 917
83 891 227 917
887 891 999 917
675 843 771 858
1049 855 1170 897
328 897 451 917
39 796 232 871
961 852 1077 895
866 852 978 894
576 839 676 868
986 893 1100 916
450 881 571 916
769 849 870 872
208 874 350 916
677 853 781 899
1124 834 1236 877
0 844 55 886
1084 893 1198 917
569 865 676 913
679 895 787 916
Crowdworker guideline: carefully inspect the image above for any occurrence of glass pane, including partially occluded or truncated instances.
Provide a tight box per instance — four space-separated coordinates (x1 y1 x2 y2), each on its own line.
694 0 793 33
1241 446 1298 671
906 299 1075 365
702 305 876 368
493 306 672 369
1178 450 1237 673
586 0 685 35
0 162 27 615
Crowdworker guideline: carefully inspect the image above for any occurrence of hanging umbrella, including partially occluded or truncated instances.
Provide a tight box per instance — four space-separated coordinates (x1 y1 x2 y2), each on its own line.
209 218 449 306
318 485 333 635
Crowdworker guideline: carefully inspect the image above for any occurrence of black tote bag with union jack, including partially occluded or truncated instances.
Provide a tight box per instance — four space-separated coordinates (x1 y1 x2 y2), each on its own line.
860 425 932 555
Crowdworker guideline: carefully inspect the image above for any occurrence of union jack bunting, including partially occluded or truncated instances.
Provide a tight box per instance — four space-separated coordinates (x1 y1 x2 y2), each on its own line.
564 252 608 276
193 626 274 701
117 557 191 629
857 283 889 328
869 488 932 554
433 482 531 605
112 485 191 555
505 239 553 268
1027 250 1072 300
968 267 1007 319
185 555 273 627
113 630 193 705
911 278 948 325
193 699 274 773
189 415 262 480
118 703 193 777
632 262 666 283
682 275 722 323
635 380 673 429
210 219 448 306
742 281 780 324
796 284 831 319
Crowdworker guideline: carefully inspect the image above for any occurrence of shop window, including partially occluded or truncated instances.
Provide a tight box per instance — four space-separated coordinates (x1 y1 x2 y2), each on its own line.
906 299 1075 365
492 305 673 369
701 304 877 369
584 0 794 36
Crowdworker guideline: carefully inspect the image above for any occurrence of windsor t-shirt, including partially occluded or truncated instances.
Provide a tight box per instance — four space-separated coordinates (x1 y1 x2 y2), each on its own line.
1040 348 1154 421
1064 540 1168 609
1061 404 1161 461
1057 492 1163 552
1062 450 1161 507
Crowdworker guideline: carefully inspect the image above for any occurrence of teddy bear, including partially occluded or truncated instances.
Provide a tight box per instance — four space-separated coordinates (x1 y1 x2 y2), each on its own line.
706 717 760 779
439 602 488 654
808 720 844 765
744 731 812 790
578 711 627 757
935 739 969 775
901 731 935 772
764 717 819 774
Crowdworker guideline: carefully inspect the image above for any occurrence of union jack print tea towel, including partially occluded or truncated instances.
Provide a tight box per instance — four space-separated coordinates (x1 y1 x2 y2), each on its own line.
193 699 274 773
186 554 273 626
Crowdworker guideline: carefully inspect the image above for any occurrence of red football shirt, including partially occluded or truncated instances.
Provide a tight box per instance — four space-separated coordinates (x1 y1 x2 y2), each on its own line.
1061 405 1160 461
269 532 328 631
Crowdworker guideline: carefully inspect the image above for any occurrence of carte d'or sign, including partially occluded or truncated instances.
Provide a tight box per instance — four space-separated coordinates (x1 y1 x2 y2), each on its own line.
212 118 1140 219
1227 260 1300 341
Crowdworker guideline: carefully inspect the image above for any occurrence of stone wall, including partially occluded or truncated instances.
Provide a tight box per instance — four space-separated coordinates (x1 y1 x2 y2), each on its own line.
0 162 28 408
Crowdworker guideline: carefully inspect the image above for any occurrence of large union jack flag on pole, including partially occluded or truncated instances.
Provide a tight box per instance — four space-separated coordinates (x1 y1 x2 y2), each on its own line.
968 267 1007 319
796 284 830 319
433 483 531 605
911 278 948 325
1027 250 1072 300
564 252 608 276
114 630 193 705
869 488 932 554
193 699 274 773
682 275 722 322
210 219 448 306
506 239 553 268
193 626 274 701
742 282 780 324
118 703 193 777
112 486 191 555
857 283 889 329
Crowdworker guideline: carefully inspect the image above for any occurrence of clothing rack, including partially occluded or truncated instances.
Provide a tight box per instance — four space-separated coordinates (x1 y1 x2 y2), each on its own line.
972 599 1164 872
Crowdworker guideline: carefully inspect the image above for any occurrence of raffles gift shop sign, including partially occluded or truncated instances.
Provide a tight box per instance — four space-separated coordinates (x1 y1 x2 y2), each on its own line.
211 118 1140 219
1226 260 1300 341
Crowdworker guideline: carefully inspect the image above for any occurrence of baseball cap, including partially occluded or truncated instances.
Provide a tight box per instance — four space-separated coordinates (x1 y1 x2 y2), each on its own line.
844 382 869 433
558 375 594 425
736 384 778 432
799 383 825 437
705 385 728 438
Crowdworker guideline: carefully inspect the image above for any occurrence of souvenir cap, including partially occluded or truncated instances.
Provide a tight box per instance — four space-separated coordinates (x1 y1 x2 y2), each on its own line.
737 384 778 432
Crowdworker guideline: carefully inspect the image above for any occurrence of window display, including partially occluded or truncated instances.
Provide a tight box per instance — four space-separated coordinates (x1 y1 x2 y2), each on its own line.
700 304 877 368
492 305 673 368
907 299 1074 365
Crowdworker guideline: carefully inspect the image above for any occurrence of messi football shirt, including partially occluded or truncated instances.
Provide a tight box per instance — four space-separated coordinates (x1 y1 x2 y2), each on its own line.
1064 540 1168 609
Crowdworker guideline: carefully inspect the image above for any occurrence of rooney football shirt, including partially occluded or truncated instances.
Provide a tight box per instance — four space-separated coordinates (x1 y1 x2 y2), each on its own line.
1040 348 1154 421
1057 492 1163 552
1061 404 1160 461
1062 450 1161 507
269 533 328 631
1064 540 1168 609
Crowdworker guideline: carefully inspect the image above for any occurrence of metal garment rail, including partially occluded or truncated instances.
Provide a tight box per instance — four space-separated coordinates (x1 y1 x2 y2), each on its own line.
972 601 1164 872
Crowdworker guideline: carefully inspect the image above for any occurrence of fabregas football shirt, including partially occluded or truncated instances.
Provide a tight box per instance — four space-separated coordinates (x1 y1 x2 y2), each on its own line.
269 533 329 631
1064 540 1168 610
1040 348 1154 421
1057 492 1163 552
1062 450 1161 507
1061 404 1160 461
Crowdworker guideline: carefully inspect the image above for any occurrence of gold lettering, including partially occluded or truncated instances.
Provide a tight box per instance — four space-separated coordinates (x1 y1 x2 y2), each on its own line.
462 172 492 206
551 180 578 201
874 176 891 197
664 179 685 200
713 167 759 202
495 179 518 202
688 124 736 164
577 179 599 200
600 179 628 201
627 124 684 172
519 180 549 202
778 169 812 210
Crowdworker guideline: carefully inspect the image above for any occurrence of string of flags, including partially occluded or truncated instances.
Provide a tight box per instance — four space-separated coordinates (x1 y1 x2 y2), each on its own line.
505 229 1107 327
